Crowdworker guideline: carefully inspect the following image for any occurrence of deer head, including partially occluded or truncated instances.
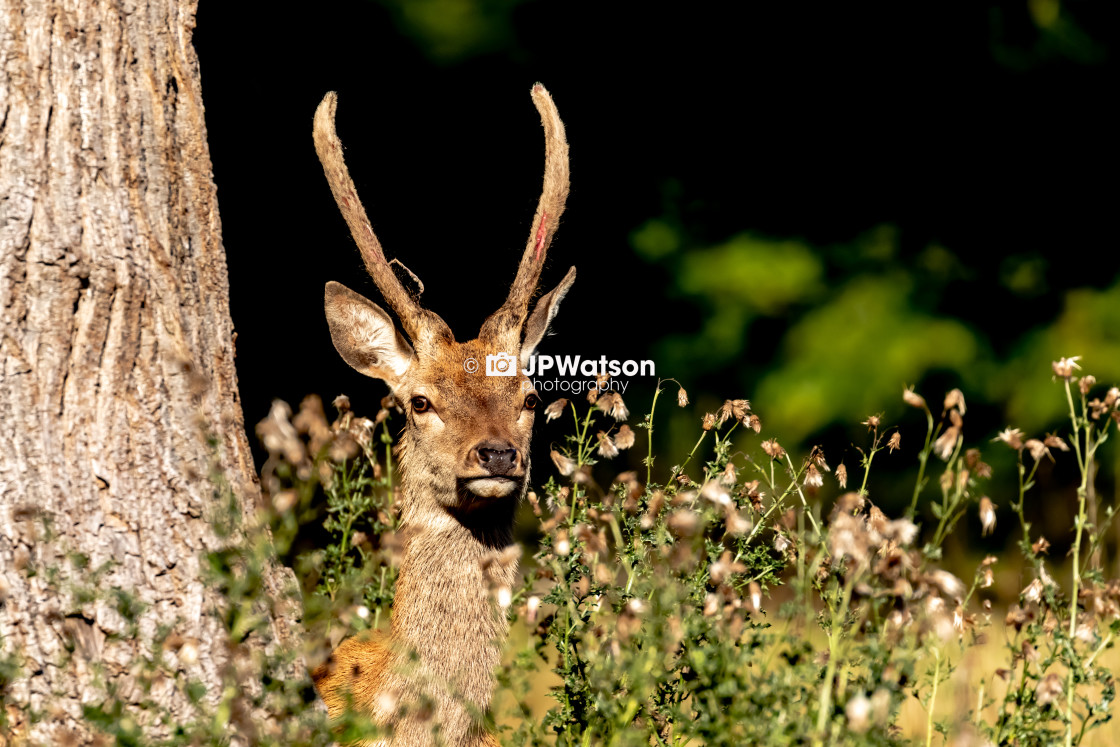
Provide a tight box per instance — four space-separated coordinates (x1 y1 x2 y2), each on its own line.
314 84 574 522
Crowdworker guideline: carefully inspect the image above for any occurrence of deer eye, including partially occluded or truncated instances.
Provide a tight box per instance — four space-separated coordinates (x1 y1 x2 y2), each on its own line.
411 396 431 414
524 394 540 411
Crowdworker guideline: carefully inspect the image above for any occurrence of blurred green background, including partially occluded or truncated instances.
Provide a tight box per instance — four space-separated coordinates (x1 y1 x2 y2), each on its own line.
196 1 1117 564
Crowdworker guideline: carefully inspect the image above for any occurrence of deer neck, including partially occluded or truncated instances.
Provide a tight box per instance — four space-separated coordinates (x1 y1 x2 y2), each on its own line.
385 479 518 740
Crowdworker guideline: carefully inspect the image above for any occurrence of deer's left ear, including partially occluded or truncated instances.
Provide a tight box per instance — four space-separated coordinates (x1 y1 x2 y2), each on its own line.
520 266 576 368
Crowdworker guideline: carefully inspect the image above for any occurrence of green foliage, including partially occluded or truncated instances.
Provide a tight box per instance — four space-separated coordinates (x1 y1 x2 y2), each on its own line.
4 360 1118 745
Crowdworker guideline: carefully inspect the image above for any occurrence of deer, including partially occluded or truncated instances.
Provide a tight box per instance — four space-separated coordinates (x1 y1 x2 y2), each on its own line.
309 84 573 747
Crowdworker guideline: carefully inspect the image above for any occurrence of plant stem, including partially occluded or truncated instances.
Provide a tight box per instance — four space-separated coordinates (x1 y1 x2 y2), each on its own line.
1065 379 1089 747
815 566 858 738
926 647 941 747
907 407 936 518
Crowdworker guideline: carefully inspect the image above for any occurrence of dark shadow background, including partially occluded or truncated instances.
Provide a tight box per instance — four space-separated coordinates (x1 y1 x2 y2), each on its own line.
196 1 1117 561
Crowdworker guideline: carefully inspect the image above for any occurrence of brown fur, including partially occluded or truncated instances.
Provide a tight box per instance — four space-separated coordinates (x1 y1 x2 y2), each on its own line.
312 86 574 746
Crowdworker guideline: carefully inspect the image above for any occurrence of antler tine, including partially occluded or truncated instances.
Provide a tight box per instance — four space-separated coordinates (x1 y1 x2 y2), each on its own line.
314 92 448 346
480 83 570 347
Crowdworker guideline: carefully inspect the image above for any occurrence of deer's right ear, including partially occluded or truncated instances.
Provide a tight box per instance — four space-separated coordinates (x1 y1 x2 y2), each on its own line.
325 281 414 388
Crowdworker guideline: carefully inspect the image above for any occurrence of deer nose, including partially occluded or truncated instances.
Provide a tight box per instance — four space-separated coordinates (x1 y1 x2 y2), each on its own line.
475 443 519 476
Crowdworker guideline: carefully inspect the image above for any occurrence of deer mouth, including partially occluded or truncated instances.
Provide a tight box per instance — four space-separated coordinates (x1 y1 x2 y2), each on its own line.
462 476 522 499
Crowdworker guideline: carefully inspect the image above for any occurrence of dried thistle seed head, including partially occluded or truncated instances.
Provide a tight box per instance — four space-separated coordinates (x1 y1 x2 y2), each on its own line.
995 427 1024 450
862 414 881 430
927 570 966 602
903 386 927 409
701 412 716 431
1043 433 1069 452
526 595 540 624
551 449 577 476
730 398 751 423
943 388 966 415
614 424 636 450
596 372 611 390
773 529 793 555
1005 604 1032 631
888 432 902 453
1079 374 1097 396
677 386 689 407
666 508 701 537
717 400 735 426
725 508 751 536
596 431 619 458
595 391 629 420
272 490 297 514
1052 356 1081 380
809 445 830 472
709 550 746 585
700 481 731 507
1032 536 1051 555
846 692 872 734
833 492 864 516
933 425 960 460
1105 387 1120 408
748 581 762 613
1036 673 1063 707
1024 438 1051 462
761 439 786 460
804 463 824 488
554 529 570 556
836 463 848 489
747 414 762 433
544 398 568 422
332 394 351 414
1023 578 1044 604
979 496 996 536
828 512 870 563
720 461 737 485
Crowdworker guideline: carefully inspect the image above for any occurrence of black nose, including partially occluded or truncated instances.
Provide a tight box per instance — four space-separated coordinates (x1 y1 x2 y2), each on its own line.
476 443 519 476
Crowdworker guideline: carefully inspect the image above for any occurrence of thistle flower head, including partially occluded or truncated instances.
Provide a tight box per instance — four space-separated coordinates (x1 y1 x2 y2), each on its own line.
902 386 927 409
597 391 629 421
544 398 568 422
995 427 1024 451
551 449 577 476
1052 356 1081 380
761 439 786 460
596 431 619 458
979 496 996 536
614 424 636 450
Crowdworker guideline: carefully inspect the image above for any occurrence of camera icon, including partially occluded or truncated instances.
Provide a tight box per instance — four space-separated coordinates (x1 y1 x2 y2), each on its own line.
486 352 518 377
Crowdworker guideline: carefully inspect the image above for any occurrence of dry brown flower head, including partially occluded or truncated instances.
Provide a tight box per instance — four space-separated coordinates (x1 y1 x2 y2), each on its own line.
614 424 636 450
761 439 786 460
1051 356 1081 380
544 398 568 422
902 386 927 409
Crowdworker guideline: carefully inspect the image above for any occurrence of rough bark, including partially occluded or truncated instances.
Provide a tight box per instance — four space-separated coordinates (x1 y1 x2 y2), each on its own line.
0 0 297 742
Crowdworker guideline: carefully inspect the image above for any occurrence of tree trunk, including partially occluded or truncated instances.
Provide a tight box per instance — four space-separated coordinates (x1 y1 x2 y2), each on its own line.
0 0 298 742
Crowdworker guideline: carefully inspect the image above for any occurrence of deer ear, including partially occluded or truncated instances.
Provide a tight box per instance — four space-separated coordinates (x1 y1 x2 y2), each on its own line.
325 281 414 388
520 266 576 368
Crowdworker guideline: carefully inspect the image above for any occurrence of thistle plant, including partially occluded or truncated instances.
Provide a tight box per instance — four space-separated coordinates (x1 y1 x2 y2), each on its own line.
4 358 1117 746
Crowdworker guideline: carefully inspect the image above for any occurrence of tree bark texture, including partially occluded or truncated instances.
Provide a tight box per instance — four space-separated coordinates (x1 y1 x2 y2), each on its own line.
0 0 296 741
